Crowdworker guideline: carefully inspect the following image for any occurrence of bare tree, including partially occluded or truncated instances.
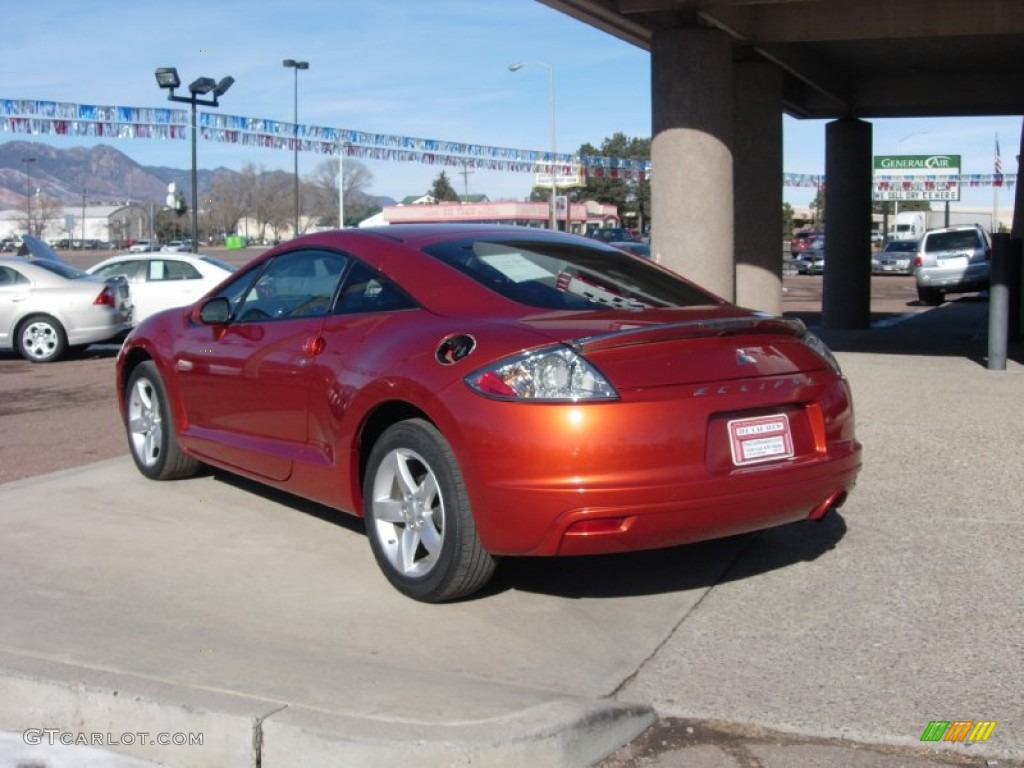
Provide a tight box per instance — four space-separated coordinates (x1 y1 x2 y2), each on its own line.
206 171 249 241
29 194 65 238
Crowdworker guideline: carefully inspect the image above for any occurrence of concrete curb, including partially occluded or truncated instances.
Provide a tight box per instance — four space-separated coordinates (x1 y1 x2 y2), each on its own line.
0 652 655 767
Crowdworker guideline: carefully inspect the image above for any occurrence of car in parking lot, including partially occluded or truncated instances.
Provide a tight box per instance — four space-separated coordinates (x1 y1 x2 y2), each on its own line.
161 240 194 253
792 235 825 274
1 237 132 362
789 230 824 258
129 239 159 253
610 241 651 258
873 240 918 275
913 225 991 305
117 224 861 602
87 252 235 325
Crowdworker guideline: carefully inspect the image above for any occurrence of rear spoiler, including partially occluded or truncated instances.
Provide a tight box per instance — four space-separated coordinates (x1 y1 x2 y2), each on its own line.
575 315 808 354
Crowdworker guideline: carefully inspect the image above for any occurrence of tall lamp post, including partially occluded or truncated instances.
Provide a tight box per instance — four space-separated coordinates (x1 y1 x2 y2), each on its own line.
509 61 557 230
893 131 929 222
155 67 234 253
21 157 36 236
283 58 309 238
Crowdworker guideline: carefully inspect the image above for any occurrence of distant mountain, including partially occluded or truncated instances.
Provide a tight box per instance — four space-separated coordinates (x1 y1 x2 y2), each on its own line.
0 140 396 211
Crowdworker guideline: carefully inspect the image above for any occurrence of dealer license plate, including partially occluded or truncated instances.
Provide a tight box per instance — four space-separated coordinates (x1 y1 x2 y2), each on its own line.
727 414 794 466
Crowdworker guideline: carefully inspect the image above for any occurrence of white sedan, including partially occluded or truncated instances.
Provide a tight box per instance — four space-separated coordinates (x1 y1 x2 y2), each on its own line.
87 253 235 325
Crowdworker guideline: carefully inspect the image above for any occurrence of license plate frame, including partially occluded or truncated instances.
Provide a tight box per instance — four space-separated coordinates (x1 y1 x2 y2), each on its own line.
727 413 795 466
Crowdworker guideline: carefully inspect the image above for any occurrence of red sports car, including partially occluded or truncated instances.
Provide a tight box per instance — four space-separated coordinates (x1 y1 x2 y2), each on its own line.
117 225 860 602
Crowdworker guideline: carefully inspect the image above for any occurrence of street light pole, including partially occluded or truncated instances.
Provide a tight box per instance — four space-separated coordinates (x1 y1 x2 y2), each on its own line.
21 157 35 236
283 59 309 238
509 61 557 230
894 131 929 222
154 68 233 253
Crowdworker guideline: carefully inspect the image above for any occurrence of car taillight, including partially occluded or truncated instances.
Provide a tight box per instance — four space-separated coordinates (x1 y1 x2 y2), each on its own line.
94 285 116 307
465 345 618 402
913 255 923 267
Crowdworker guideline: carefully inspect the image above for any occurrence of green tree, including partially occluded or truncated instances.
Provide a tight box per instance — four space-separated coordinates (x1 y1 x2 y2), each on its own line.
429 171 460 203
569 133 651 231
782 202 794 236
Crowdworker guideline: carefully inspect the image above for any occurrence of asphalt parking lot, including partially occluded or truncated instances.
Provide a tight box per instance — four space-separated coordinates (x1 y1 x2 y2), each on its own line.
2 264 1022 767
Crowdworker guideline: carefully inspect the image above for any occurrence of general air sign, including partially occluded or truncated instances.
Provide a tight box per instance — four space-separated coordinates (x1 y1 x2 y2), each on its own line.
873 154 961 202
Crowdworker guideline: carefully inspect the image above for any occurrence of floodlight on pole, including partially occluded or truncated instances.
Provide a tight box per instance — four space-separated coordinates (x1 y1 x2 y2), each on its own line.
283 58 310 238
154 66 233 253
509 61 558 230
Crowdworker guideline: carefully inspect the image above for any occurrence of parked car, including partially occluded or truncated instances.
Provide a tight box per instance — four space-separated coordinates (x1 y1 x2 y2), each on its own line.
116 225 861 602
129 239 159 253
87 252 235 325
913 225 991 305
588 227 640 243
793 236 826 274
789 230 824 258
1 236 132 362
611 241 651 258
873 240 918 275
160 240 193 253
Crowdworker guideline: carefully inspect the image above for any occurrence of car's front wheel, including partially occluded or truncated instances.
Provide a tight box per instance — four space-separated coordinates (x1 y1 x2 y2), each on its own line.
125 361 200 480
363 419 496 602
17 314 67 363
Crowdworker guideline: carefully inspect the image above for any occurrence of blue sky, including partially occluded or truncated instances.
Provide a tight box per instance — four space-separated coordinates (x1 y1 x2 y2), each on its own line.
1 0 1019 211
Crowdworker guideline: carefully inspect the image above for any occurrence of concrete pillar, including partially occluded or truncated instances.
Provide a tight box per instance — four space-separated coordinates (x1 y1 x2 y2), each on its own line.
650 27 734 301
733 61 783 314
822 118 873 329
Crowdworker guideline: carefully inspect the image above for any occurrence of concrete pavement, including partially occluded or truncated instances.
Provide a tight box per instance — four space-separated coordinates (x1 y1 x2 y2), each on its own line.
1 297 1021 767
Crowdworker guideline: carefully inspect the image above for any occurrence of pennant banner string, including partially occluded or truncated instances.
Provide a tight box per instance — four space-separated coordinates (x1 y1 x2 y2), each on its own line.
1 98 1017 189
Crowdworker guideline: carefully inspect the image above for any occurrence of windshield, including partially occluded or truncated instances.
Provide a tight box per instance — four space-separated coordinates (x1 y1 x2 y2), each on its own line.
423 238 718 311
200 255 236 272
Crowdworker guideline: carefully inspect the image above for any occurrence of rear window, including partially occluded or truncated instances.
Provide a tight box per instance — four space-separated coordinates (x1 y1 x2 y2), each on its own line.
883 241 918 252
422 238 718 310
924 230 983 252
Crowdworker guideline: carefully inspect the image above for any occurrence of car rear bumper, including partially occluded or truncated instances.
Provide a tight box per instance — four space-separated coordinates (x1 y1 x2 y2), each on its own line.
446 371 861 557
916 263 989 291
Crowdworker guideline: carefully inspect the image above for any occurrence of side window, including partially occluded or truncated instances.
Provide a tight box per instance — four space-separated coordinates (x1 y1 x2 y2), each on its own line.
335 260 416 315
92 261 142 280
149 260 201 281
235 249 348 322
0 266 29 287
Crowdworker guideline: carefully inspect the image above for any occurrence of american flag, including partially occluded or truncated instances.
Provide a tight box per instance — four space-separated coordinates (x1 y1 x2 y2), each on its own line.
994 135 1003 187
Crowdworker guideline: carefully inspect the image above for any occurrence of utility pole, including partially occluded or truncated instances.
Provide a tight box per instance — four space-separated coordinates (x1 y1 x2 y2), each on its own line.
459 161 474 200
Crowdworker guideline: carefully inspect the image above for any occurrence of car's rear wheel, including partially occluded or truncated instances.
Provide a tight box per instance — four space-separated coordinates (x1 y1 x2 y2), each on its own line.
917 287 943 306
17 314 67 363
125 361 200 480
363 419 495 602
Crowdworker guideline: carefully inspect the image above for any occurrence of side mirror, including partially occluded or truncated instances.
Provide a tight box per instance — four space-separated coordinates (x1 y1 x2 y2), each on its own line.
199 297 231 325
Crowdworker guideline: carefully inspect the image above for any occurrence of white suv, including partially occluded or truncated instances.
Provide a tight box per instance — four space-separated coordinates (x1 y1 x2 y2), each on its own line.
913 225 991 305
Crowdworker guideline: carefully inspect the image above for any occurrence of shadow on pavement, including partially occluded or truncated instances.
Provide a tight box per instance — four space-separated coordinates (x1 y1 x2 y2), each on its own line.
211 466 848 601
788 296 1024 367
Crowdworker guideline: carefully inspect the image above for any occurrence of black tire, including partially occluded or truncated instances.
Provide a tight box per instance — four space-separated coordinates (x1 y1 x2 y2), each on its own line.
17 314 67 363
917 287 943 306
124 361 201 480
363 419 496 602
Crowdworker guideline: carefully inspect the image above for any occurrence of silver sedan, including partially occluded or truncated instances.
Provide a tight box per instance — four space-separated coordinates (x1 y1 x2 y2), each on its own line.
0 254 133 363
